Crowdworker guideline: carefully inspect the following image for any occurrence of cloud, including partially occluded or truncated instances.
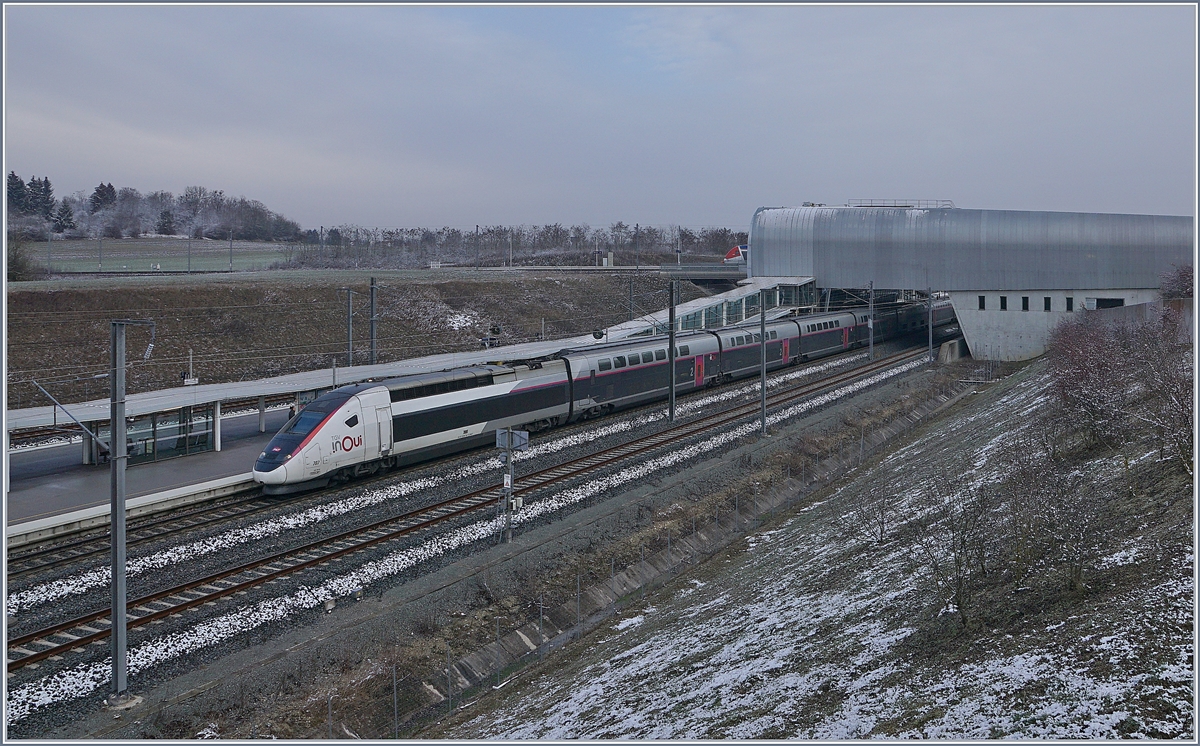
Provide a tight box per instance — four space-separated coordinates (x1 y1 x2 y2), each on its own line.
4 5 1194 227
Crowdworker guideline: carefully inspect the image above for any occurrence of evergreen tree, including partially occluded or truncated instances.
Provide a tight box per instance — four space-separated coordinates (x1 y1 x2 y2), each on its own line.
89 182 117 214
26 177 43 217
7 171 29 215
52 201 77 233
26 176 55 219
155 209 176 235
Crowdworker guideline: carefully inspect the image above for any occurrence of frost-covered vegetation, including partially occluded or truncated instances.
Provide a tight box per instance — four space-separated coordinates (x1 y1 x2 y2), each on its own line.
275 222 747 269
431 317 1192 739
6 171 302 242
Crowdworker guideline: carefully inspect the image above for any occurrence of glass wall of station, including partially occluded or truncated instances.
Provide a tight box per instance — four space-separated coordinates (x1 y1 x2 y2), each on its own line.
85 404 215 465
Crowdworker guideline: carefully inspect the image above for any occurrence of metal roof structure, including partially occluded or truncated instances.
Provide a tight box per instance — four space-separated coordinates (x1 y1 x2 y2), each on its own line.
750 206 1193 291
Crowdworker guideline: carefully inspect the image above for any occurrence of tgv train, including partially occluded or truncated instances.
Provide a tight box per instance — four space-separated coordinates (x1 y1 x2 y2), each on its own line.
253 301 954 494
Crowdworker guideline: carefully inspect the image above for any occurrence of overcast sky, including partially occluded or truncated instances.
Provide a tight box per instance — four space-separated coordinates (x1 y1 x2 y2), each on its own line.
4 3 1195 229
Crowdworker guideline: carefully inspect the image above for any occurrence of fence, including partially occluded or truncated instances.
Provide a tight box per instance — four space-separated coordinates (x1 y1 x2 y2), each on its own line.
307 377 977 738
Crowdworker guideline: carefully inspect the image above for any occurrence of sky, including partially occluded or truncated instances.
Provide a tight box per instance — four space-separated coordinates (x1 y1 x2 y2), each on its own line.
3 3 1196 230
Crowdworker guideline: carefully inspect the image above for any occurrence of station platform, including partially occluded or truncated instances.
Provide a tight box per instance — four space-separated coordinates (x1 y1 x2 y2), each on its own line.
4 277 817 534
5 409 285 539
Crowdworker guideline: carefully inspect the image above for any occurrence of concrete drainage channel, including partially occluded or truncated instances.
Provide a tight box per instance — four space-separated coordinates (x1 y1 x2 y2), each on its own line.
312 379 981 738
55 368 982 740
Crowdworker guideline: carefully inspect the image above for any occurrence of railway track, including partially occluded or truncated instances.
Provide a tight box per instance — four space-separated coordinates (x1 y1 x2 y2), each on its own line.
4 493 275 580
4 341 889 579
6 344 935 673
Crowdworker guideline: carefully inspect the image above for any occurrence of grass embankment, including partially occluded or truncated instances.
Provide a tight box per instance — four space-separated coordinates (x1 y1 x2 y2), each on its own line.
6 272 708 410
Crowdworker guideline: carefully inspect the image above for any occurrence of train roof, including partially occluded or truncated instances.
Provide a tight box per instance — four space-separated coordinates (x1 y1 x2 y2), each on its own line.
329 365 505 397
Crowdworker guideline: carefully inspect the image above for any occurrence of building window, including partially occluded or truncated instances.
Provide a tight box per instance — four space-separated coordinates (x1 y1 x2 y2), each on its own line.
1044 296 1052 312
1021 296 1029 311
999 296 1008 311
1066 297 1074 312
1095 298 1125 309
978 295 986 310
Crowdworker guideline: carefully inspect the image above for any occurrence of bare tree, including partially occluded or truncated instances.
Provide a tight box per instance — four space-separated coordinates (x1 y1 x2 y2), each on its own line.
910 473 998 628
1160 263 1193 299
836 488 897 545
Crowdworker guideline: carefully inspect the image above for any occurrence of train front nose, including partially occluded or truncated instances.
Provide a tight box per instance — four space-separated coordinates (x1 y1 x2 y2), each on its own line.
253 460 290 485
253 435 301 485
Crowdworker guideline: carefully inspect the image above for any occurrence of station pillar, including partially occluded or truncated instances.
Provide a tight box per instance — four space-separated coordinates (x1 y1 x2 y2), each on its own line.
213 401 222 452
257 395 266 433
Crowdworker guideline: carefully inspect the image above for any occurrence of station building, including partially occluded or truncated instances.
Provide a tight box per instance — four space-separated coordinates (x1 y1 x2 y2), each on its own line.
748 201 1193 360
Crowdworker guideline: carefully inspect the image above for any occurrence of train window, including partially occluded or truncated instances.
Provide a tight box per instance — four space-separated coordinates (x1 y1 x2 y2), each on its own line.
345 415 359 428
613 356 626 368
655 349 666 360
598 359 612 371
753 333 761 343
285 410 326 436
834 320 840 327
679 345 690 356
642 351 654 364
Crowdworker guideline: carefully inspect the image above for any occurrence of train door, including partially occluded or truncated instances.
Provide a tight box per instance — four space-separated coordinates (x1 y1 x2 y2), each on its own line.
303 444 323 475
377 406 393 454
782 338 790 362
843 327 850 349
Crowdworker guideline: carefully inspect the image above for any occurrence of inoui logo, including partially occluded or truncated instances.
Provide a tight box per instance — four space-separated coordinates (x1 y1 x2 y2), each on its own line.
333 435 363 452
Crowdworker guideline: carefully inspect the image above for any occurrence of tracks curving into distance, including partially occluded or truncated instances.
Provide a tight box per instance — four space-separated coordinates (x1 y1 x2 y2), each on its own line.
7 344 938 672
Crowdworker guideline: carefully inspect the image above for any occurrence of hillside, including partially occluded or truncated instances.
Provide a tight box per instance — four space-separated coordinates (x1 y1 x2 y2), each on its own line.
426 360 1194 739
5 270 710 410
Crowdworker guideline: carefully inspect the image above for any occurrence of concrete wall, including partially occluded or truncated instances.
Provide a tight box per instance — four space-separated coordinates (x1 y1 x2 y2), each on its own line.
950 288 1161 360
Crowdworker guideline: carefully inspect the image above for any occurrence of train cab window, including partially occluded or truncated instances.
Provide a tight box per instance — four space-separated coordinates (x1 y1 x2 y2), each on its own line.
655 349 666 361
642 351 654 364
598 359 612 371
286 410 326 436
344 415 359 428
613 356 626 369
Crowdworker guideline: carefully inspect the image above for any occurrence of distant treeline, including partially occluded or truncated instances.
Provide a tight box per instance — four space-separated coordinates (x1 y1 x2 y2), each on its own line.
6 171 747 268
281 222 749 269
6 172 303 241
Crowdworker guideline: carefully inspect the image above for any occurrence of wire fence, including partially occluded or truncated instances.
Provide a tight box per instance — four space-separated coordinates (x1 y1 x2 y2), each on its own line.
304 377 974 739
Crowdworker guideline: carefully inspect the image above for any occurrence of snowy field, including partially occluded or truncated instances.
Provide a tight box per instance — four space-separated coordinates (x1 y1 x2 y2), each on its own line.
440 364 1195 739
